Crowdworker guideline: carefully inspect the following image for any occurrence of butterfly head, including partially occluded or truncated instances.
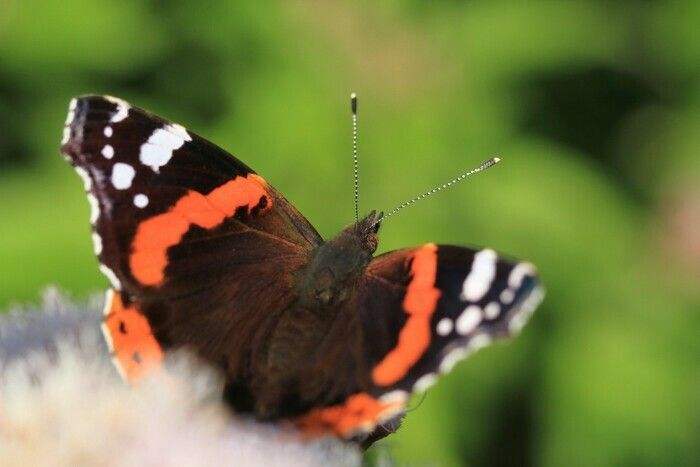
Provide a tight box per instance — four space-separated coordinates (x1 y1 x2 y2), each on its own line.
350 210 382 253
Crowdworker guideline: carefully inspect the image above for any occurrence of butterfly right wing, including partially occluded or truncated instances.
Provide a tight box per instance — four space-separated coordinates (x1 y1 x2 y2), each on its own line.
294 244 544 441
362 244 543 395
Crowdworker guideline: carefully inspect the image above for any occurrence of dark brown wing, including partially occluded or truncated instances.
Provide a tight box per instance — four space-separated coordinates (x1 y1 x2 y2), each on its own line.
61 96 322 388
293 243 544 443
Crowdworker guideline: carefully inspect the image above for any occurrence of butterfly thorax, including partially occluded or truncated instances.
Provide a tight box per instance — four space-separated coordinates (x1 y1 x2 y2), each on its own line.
298 211 380 310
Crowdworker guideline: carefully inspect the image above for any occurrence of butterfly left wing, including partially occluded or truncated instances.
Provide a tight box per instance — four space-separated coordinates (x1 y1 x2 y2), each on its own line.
294 243 544 440
61 96 323 389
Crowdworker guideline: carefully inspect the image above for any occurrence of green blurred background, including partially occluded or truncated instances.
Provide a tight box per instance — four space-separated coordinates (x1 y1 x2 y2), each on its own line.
1 1 699 465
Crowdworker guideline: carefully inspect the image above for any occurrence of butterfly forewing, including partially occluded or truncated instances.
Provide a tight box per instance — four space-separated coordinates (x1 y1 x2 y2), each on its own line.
362 244 543 396
62 96 322 295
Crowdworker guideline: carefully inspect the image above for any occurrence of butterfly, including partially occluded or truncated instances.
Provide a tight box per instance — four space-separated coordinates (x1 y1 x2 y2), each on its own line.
61 95 544 447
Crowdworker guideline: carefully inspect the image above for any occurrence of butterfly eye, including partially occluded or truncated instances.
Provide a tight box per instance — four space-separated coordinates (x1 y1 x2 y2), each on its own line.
366 233 378 253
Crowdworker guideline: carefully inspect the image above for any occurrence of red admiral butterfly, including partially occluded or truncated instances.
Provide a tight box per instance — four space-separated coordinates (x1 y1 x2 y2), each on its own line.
61 95 544 446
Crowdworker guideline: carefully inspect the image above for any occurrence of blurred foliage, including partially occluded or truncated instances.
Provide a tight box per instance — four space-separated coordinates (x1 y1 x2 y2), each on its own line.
0 0 699 466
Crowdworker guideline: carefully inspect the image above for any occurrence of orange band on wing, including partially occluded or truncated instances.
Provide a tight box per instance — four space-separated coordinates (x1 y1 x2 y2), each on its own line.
130 174 272 286
294 393 405 437
372 243 441 386
102 290 164 383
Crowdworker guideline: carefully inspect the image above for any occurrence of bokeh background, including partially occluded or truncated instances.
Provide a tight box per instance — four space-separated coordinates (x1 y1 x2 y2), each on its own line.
1 1 699 465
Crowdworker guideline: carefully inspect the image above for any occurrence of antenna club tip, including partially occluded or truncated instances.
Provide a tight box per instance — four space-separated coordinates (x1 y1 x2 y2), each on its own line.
350 92 357 99
350 93 358 113
493 156 501 163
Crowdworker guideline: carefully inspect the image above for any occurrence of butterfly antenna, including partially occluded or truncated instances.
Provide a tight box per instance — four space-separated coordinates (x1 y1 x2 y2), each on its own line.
375 157 501 227
351 92 360 225
405 390 428 412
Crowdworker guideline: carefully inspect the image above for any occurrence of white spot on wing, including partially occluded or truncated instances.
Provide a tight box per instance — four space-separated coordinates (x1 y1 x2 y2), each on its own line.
168 123 191 140
104 126 113 137
509 312 527 335
111 105 129 122
111 163 135 190
436 317 453 336
133 193 149 208
87 193 100 223
105 96 130 123
508 286 545 334
102 289 115 317
139 124 192 173
439 347 470 374
456 305 482 335
61 126 71 145
378 390 408 404
92 232 103 255
74 167 92 191
461 249 497 302
500 289 515 304
99 264 122 290
469 334 492 351
484 301 501 319
413 373 438 393
508 262 536 289
65 98 77 125
102 144 114 159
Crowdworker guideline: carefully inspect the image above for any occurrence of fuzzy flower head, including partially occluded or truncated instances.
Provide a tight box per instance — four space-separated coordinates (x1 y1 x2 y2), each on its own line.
0 290 360 467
